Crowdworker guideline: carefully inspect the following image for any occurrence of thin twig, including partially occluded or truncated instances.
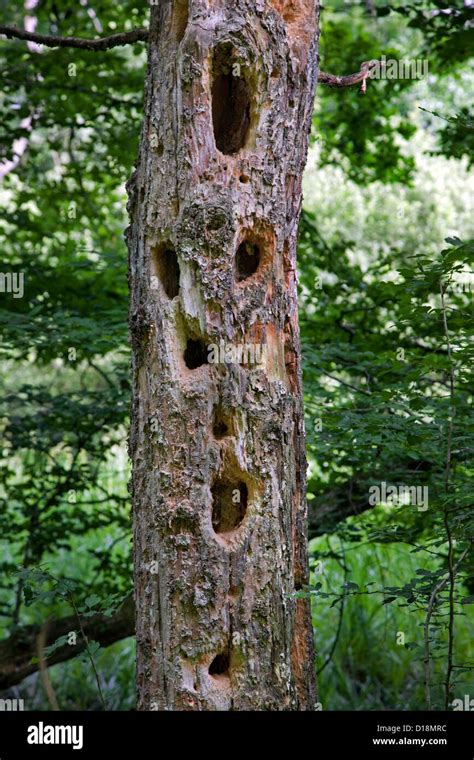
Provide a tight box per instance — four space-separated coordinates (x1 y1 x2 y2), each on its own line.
423 547 469 710
87 359 116 389
440 280 456 710
69 595 107 710
317 369 372 396
317 538 348 675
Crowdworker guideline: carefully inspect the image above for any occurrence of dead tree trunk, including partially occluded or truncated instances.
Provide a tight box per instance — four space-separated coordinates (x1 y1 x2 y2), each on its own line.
127 0 319 710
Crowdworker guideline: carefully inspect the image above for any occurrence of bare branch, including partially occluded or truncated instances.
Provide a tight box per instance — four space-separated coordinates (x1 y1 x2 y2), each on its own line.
318 60 379 93
0 25 148 51
0 24 378 99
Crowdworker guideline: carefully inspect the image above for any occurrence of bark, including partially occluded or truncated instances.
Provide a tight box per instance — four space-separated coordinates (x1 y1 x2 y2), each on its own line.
127 0 319 711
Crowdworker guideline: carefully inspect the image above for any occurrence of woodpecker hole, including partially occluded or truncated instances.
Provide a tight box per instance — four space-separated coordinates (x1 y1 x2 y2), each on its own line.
152 244 180 299
212 479 248 535
236 241 260 282
209 651 230 681
211 44 251 155
184 338 209 370
213 408 232 439
213 420 229 439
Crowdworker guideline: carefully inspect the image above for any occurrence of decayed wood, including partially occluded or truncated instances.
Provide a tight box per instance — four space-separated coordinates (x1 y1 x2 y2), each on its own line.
127 0 319 710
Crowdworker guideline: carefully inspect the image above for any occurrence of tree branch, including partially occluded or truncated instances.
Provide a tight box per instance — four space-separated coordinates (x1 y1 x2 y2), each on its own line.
0 26 148 51
0 595 134 691
318 60 379 92
0 23 378 96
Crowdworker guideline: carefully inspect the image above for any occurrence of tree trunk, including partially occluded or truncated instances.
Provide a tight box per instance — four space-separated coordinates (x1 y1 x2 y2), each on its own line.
127 0 319 711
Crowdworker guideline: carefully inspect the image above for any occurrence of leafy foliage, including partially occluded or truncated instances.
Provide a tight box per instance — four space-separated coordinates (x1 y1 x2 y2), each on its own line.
315 8 417 183
299 186 473 709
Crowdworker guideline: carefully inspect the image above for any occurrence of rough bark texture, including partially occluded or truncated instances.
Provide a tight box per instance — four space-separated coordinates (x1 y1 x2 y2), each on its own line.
127 0 319 711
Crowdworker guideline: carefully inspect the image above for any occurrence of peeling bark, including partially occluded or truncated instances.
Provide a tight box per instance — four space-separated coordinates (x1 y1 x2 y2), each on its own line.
127 0 319 711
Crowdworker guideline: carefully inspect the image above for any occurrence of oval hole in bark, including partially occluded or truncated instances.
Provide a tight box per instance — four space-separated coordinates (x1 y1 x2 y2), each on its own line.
212 480 248 535
213 407 232 439
235 241 260 282
184 339 209 370
152 244 180 299
213 420 229 439
211 44 251 155
209 651 230 680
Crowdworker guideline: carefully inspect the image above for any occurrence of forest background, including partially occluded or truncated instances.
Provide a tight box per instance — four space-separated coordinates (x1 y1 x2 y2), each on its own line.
0 0 472 711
